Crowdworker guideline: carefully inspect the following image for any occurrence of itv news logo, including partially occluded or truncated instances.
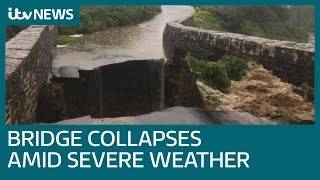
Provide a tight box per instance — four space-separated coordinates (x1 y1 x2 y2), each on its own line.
8 7 74 21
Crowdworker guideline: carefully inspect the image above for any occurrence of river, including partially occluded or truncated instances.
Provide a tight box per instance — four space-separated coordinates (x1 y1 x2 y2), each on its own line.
53 6 194 78
49 5 277 125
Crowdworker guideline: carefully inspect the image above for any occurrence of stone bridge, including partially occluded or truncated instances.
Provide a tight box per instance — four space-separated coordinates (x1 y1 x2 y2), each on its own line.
5 19 314 124
5 26 57 124
163 16 314 107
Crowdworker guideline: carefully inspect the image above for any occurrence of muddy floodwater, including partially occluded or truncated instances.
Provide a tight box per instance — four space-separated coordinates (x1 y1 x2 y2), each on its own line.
48 5 313 125
53 6 194 77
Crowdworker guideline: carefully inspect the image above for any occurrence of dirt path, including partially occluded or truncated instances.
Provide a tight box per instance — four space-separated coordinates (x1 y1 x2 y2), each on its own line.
198 62 314 124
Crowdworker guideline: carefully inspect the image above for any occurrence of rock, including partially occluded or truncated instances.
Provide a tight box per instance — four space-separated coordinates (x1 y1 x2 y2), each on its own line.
196 81 236 109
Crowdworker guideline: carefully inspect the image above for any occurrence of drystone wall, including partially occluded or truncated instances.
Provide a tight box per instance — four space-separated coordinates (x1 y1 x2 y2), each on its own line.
163 18 315 88
6 25 57 124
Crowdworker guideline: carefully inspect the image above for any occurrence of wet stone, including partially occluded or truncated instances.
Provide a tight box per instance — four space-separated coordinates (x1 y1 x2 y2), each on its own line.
52 106 275 125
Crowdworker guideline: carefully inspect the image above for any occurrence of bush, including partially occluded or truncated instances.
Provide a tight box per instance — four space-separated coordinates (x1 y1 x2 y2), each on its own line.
187 55 247 92
188 55 209 79
220 56 248 81
203 62 231 92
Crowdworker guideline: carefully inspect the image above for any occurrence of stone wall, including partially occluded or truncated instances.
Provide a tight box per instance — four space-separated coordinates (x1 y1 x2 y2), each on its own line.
6 26 57 124
164 49 205 108
162 15 205 108
163 19 315 88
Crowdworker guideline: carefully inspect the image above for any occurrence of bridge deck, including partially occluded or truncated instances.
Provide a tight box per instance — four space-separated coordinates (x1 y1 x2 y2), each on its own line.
53 106 275 125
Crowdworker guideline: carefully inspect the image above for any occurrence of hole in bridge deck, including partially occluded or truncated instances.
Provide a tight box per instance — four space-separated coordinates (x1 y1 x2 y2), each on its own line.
36 59 165 123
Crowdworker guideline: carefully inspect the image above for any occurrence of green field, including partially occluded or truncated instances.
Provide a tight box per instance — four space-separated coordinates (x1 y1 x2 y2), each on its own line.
6 6 161 42
58 6 161 35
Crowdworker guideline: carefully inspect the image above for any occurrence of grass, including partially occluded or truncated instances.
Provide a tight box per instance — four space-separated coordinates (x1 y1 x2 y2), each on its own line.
192 7 310 43
193 10 223 31
58 6 161 35
55 35 77 45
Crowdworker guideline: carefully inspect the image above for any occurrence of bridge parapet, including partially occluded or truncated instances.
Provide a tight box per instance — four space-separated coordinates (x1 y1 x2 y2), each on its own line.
163 19 314 87
6 25 57 124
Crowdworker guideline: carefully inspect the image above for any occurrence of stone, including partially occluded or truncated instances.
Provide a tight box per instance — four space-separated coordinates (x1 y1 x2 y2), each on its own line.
5 25 57 124
52 106 275 125
163 17 314 88
196 81 236 109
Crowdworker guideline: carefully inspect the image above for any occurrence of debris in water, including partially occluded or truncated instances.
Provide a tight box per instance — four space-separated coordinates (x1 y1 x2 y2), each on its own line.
69 34 83 38
198 62 314 124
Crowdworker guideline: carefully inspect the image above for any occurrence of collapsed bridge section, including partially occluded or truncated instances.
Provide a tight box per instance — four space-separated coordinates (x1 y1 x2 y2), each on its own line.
37 60 165 123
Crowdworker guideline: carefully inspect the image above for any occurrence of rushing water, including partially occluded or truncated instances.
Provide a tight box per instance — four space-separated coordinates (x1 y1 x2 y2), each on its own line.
53 6 194 77
46 6 278 124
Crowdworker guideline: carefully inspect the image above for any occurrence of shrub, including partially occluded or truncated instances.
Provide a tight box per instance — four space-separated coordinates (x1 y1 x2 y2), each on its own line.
220 55 248 81
203 62 231 93
188 55 209 79
187 55 247 92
